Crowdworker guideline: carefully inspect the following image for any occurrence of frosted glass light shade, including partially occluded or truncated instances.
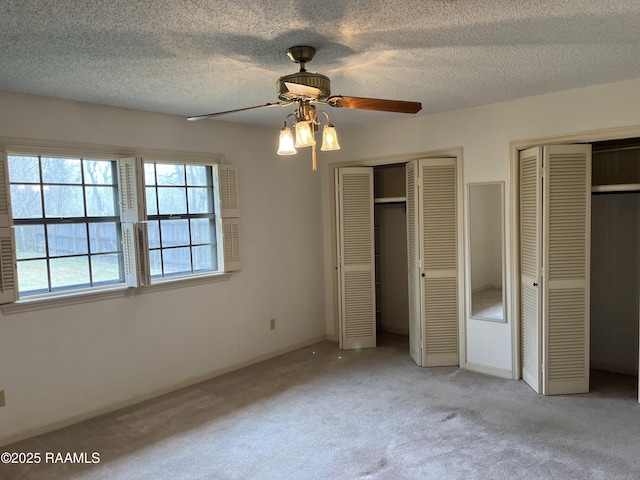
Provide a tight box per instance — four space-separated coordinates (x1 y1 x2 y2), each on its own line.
277 127 297 155
295 121 315 148
321 124 341 151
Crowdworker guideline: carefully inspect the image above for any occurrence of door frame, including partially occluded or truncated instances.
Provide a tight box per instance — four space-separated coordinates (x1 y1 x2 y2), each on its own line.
509 125 640 382
326 147 466 366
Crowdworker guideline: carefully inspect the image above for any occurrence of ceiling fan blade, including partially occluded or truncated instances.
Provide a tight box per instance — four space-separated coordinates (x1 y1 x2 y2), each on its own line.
187 102 286 121
327 96 422 114
284 82 321 99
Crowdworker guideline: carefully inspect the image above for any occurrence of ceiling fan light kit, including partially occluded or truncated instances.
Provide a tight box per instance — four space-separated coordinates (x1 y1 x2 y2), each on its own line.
321 124 340 152
188 46 421 171
277 126 297 155
294 120 315 148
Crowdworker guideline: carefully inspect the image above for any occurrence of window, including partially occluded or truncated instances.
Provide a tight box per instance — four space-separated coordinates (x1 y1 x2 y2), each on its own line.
0 148 240 306
8 155 123 295
144 162 217 278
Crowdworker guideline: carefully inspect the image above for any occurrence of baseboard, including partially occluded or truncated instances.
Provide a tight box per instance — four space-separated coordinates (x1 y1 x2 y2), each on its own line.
591 361 638 376
465 362 513 379
0 334 327 448
325 333 339 342
471 284 502 293
378 325 409 336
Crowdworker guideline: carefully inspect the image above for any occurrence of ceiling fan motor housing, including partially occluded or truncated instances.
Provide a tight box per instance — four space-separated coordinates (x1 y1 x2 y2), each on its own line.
276 72 331 101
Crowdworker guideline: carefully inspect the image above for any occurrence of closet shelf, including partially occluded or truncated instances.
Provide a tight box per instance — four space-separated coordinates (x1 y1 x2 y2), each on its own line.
374 196 407 204
592 183 640 193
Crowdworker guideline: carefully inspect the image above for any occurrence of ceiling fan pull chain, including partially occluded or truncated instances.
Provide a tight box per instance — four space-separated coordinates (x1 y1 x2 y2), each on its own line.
312 143 317 172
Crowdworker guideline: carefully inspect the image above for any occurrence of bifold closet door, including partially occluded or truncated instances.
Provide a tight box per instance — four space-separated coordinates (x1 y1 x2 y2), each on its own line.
336 167 376 350
519 144 591 395
519 147 543 393
543 144 591 395
408 158 459 367
406 161 422 365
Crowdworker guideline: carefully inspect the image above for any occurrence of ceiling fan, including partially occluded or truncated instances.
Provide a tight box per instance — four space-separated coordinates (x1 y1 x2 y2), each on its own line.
187 46 422 170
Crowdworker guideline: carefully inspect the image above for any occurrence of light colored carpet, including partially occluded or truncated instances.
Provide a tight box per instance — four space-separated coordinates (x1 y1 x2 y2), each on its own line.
2 334 639 479
471 287 504 321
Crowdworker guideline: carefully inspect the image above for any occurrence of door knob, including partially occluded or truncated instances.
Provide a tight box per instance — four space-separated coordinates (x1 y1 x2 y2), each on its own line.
533 282 538 287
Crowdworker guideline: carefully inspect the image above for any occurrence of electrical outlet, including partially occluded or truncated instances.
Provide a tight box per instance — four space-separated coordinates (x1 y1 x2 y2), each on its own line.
270 318 276 330
0 390 5 408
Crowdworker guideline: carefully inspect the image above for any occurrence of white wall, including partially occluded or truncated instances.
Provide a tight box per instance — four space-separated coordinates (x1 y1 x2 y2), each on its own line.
0 92 327 443
322 78 640 375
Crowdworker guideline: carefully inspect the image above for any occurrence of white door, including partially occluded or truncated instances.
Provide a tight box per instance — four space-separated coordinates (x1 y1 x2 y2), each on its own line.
336 167 376 349
519 147 543 393
543 144 591 395
519 145 591 395
407 158 459 367
406 160 422 365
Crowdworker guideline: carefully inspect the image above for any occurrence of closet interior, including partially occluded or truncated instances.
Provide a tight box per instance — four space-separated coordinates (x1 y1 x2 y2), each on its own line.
373 164 409 339
590 138 640 392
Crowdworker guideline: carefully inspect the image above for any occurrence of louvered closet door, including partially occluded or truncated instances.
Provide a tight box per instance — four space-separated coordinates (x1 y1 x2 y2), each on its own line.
337 167 376 349
519 147 543 393
406 161 422 365
420 158 458 367
543 144 591 395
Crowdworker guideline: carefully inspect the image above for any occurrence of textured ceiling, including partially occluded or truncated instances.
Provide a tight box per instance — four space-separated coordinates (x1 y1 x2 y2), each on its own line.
1 1 640 128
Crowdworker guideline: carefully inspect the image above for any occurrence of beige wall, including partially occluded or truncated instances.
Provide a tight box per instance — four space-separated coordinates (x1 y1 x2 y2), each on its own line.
0 92 327 443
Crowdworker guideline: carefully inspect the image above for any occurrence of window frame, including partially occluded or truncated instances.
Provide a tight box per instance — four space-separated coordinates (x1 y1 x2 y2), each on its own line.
143 160 218 280
9 154 125 296
0 138 235 315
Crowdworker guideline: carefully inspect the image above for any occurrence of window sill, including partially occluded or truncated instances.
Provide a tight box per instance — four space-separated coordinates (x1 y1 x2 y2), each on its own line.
1 272 232 315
